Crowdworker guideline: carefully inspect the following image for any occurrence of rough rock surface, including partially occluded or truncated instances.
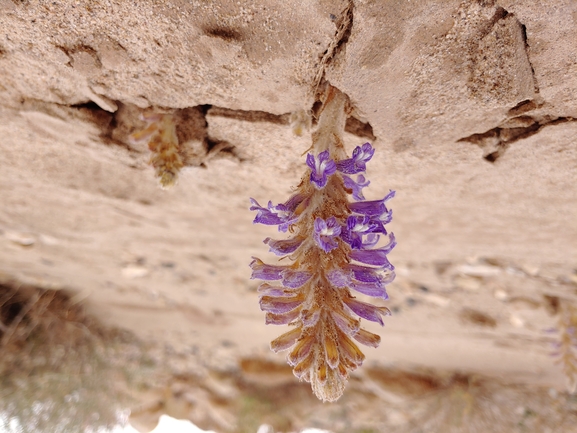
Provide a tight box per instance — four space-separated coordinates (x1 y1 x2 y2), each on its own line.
0 0 576 431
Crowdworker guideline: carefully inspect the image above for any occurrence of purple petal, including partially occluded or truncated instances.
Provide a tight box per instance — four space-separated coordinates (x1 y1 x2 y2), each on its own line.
249 257 288 280
370 210 393 234
348 233 396 267
327 269 351 288
343 174 370 201
343 298 390 325
313 216 342 253
346 264 383 283
341 216 377 249
264 237 304 256
283 193 306 213
349 190 395 216
277 217 299 233
250 197 303 232
307 151 337 189
250 199 285 225
361 233 380 249
282 269 312 288
260 294 304 314
351 281 389 299
331 309 360 336
336 143 375 174
349 199 388 216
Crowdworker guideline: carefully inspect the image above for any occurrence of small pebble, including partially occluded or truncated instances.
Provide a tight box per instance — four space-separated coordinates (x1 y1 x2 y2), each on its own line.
4 230 35 246
121 265 149 279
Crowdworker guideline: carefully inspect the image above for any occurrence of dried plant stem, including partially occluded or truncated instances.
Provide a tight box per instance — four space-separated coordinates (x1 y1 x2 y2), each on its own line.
1 290 39 347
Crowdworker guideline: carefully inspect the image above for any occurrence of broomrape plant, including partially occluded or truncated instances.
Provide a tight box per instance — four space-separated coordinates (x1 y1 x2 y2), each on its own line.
249 85 396 402
129 112 183 189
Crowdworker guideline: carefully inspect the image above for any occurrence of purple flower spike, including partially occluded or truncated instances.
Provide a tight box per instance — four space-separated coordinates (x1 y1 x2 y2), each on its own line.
343 174 370 201
249 92 397 402
264 237 304 256
336 143 375 174
313 217 342 253
343 298 391 325
307 151 336 189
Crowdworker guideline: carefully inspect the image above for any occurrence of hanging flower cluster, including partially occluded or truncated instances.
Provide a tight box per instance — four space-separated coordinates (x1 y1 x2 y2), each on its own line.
249 86 396 402
129 112 183 189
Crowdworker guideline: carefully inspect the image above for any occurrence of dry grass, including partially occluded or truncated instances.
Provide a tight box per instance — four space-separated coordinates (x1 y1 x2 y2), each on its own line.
2 280 575 433
0 282 157 433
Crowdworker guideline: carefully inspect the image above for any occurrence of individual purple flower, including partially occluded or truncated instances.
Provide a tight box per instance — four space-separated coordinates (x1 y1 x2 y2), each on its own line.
360 233 380 249
250 199 296 228
348 233 397 268
307 150 336 189
343 297 391 325
249 257 289 280
350 281 388 299
369 209 393 234
250 195 306 232
313 217 342 252
282 269 312 288
340 215 378 249
336 143 375 174
349 190 395 216
264 237 304 256
260 294 305 314
345 264 381 283
343 174 370 201
327 269 389 299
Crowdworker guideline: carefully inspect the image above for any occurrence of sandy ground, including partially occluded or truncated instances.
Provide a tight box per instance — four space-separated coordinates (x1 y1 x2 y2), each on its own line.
0 0 576 431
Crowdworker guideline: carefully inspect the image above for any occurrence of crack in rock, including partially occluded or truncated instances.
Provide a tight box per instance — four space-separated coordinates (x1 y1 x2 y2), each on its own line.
468 6 536 104
19 95 375 179
459 114 576 162
519 22 541 95
312 0 354 93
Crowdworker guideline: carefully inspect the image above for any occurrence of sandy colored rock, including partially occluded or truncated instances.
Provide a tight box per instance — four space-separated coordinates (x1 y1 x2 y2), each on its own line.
0 0 576 430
